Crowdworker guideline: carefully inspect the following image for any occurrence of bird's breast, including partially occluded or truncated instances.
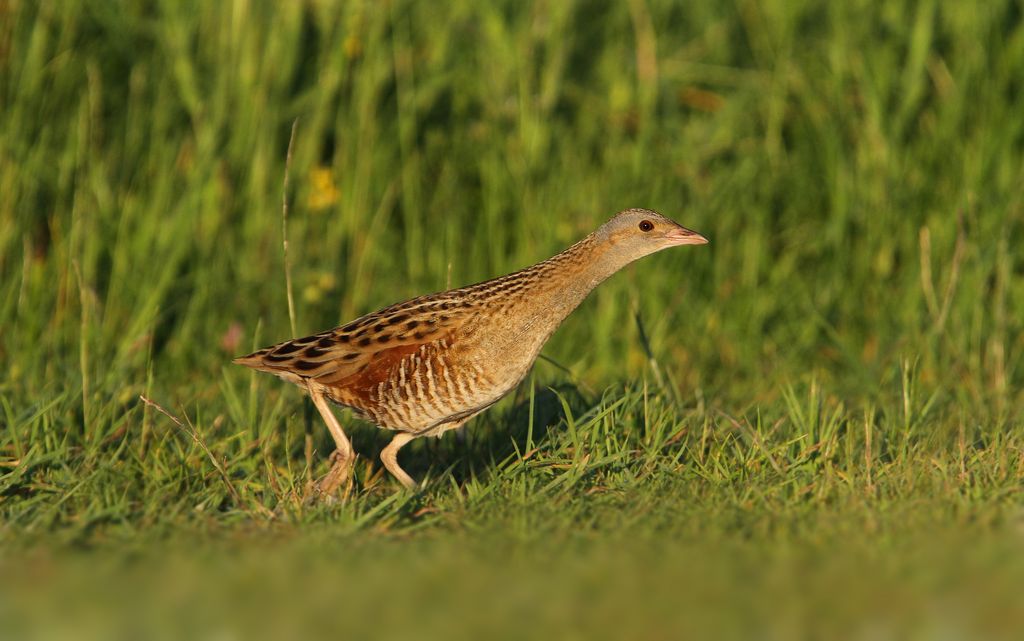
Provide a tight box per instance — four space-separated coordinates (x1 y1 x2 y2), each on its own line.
328 333 519 432
327 300 563 432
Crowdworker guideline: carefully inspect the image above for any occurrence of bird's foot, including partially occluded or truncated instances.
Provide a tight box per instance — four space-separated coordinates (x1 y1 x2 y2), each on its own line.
315 449 353 503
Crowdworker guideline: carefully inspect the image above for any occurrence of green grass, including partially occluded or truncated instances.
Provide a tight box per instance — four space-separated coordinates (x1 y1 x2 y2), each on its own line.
2 0 1024 637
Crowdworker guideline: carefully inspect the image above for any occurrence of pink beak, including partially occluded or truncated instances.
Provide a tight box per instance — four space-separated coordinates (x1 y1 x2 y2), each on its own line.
665 226 709 246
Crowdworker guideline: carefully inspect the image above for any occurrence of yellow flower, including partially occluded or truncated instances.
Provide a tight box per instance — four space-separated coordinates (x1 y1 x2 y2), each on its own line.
307 167 340 211
304 271 337 304
343 35 363 60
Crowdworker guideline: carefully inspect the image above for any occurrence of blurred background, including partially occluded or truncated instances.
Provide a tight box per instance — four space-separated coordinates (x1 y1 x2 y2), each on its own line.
5 0 1021 402
2 0 1024 638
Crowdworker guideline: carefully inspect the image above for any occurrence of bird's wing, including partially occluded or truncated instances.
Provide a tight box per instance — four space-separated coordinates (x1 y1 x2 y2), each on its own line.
233 293 475 388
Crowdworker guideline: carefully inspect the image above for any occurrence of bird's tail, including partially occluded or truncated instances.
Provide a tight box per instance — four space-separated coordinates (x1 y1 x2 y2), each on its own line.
232 349 271 370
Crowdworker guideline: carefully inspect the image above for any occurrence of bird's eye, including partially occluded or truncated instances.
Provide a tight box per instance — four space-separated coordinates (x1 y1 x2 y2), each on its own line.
639 220 654 232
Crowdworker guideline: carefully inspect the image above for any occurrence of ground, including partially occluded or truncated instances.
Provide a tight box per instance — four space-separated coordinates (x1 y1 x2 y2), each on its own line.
1 1 1023 638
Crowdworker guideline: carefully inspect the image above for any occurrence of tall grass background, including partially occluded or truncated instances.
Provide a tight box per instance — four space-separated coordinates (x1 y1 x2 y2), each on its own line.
2 0 1024 637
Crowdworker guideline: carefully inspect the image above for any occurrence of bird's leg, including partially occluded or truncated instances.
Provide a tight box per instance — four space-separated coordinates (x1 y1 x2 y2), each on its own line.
380 432 418 489
306 381 354 498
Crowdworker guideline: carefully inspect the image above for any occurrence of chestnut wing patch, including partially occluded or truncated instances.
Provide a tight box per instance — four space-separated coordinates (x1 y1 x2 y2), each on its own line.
316 341 425 391
234 296 475 387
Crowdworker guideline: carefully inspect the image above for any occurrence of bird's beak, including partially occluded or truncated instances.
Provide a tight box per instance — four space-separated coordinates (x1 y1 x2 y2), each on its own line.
665 226 709 246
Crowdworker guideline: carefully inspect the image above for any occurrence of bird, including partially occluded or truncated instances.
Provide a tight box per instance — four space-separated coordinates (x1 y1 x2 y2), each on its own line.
234 208 707 495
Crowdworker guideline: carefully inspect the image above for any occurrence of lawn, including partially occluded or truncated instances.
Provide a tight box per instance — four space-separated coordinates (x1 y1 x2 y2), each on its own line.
2 0 1024 638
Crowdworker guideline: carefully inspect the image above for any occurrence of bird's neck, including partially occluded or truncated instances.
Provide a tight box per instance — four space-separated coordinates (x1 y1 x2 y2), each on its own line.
516 233 631 328
468 232 634 368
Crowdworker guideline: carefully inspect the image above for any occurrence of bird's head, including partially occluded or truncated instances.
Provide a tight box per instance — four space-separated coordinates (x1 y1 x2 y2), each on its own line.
593 208 708 263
